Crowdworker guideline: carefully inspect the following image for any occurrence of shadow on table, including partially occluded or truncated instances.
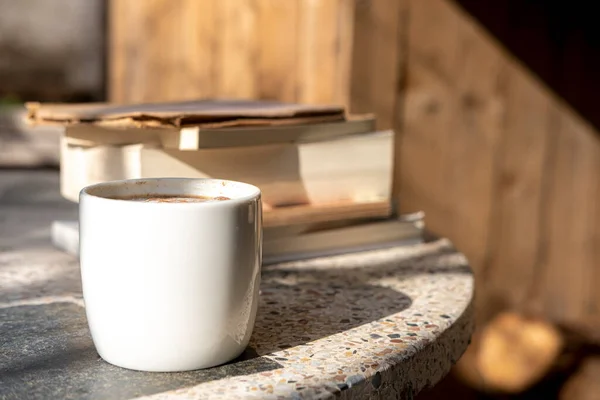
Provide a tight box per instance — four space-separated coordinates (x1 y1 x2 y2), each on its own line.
252 242 470 355
252 281 412 355
250 271 412 355
0 303 282 400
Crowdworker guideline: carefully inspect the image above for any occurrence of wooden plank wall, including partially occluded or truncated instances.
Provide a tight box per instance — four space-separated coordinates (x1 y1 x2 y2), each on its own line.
108 0 403 129
400 0 600 334
109 0 600 336
111 0 342 106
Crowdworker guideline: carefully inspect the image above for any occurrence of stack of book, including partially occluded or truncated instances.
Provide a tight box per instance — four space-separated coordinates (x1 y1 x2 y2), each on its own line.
27 99 423 263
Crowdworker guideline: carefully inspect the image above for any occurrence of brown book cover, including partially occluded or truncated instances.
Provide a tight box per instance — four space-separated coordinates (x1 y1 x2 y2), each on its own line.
25 99 346 129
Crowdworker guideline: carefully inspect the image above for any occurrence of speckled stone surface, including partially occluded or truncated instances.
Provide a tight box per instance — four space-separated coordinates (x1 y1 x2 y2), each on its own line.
0 171 475 399
0 303 280 400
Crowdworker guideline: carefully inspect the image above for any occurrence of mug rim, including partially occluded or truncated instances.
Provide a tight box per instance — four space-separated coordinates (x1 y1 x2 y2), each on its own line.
79 177 261 207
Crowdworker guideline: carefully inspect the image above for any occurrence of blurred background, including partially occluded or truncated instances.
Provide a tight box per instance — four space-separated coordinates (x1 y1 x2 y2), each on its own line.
2 0 600 398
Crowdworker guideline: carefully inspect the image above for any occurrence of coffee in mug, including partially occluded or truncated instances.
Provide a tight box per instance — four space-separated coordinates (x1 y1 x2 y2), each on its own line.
111 194 231 203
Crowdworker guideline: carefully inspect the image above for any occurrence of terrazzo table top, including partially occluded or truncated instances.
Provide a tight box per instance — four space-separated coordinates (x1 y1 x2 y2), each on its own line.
0 170 475 400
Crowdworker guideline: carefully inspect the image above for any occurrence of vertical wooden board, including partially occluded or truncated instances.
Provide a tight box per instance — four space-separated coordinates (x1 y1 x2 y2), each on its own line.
297 0 354 105
255 0 300 102
296 0 334 104
107 0 123 102
400 0 462 232
142 0 184 101
216 0 259 99
534 106 600 326
169 0 218 101
109 0 143 102
401 0 505 269
334 0 355 106
442 13 507 270
109 0 219 103
481 65 551 311
567 119 600 326
111 0 178 102
350 0 404 130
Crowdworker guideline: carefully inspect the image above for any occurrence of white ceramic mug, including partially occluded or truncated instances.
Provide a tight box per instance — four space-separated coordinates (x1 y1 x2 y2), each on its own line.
79 178 262 372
